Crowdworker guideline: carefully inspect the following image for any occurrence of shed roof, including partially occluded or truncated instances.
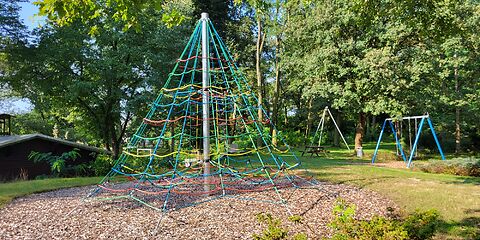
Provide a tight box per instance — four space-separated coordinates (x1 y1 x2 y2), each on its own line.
0 134 107 153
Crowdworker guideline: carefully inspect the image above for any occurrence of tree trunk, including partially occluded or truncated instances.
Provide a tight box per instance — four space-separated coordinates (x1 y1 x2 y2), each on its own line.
256 17 263 124
454 55 461 154
111 137 121 161
370 115 376 141
305 98 314 137
354 112 366 157
256 16 265 146
110 121 121 161
271 36 281 146
365 114 370 142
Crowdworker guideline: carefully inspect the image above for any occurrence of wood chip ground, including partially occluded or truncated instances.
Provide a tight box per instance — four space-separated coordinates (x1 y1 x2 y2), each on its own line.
0 182 399 239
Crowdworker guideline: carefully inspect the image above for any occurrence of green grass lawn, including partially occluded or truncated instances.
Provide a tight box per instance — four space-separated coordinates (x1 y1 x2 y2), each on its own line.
0 177 102 208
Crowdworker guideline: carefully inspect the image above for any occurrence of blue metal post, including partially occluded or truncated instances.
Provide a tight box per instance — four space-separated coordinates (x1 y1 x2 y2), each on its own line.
371 119 387 164
389 121 407 162
427 117 446 160
407 117 425 168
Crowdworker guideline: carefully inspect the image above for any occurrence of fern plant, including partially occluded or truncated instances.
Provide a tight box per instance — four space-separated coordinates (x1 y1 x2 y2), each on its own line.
29 149 81 176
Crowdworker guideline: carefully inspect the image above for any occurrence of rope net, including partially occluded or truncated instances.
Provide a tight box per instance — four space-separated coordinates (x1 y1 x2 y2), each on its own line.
88 17 305 211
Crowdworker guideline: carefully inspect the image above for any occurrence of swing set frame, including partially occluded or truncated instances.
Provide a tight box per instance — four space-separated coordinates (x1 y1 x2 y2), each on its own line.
310 106 350 150
371 114 446 168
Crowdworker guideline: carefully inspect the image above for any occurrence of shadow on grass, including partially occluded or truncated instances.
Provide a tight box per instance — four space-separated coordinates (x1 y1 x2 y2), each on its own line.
296 166 397 189
437 215 480 239
299 152 480 186
445 176 480 185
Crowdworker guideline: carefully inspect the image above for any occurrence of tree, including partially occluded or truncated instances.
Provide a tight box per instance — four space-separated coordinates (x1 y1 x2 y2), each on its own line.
281 0 466 154
1 0 28 112
0 0 27 40
33 0 188 32
3 7 192 159
192 0 231 35
269 0 286 146
429 1 480 154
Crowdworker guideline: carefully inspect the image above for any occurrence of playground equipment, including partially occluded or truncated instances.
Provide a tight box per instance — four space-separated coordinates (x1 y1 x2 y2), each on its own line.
303 107 350 156
88 13 305 213
371 114 445 168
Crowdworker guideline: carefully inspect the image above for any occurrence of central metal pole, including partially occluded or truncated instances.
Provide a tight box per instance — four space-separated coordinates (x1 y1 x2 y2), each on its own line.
201 12 211 192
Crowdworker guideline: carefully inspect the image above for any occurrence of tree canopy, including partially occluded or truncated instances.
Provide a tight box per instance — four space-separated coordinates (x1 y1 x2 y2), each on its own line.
1 0 479 155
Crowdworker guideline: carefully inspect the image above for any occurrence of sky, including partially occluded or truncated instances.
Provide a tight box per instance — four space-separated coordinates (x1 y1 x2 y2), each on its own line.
18 0 45 31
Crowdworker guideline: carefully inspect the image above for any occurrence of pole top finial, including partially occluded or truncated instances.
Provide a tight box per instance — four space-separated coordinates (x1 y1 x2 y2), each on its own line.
201 12 209 20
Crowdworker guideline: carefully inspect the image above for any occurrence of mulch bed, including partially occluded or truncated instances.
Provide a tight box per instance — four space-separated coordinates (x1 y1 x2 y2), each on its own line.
0 182 399 239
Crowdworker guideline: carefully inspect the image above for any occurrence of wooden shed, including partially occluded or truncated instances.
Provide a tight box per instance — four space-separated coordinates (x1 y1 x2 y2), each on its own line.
0 134 106 181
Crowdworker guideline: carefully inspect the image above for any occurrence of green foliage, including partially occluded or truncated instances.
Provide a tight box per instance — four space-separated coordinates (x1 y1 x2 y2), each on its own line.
33 0 186 32
2 3 193 159
356 217 409 240
0 0 27 41
414 157 480 177
279 0 480 151
51 158 66 173
90 154 114 176
28 149 82 176
287 215 303 224
282 131 307 147
252 213 307 240
253 213 289 240
329 198 362 239
402 209 440 240
162 9 187 28
252 201 440 240
329 198 441 240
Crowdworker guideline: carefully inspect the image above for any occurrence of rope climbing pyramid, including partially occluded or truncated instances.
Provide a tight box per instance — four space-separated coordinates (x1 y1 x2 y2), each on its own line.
88 13 305 212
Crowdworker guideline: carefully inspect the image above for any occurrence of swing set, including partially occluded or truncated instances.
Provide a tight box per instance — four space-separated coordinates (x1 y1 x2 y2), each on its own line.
371 114 446 168
303 107 350 156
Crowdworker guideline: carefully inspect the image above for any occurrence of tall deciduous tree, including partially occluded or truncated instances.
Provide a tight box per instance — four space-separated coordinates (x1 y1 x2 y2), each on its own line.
3 7 192 159
269 0 285 146
281 0 475 154
1 0 28 111
33 0 186 32
0 0 27 40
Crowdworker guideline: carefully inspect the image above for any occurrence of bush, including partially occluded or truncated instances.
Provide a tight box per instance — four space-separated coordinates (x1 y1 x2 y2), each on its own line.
251 200 440 239
90 153 114 176
329 199 439 240
402 209 440 240
253 213 289 240
282 130 308 147
252 213 307 240
29 149 86 177
414 157 480 177
329 199 408 240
